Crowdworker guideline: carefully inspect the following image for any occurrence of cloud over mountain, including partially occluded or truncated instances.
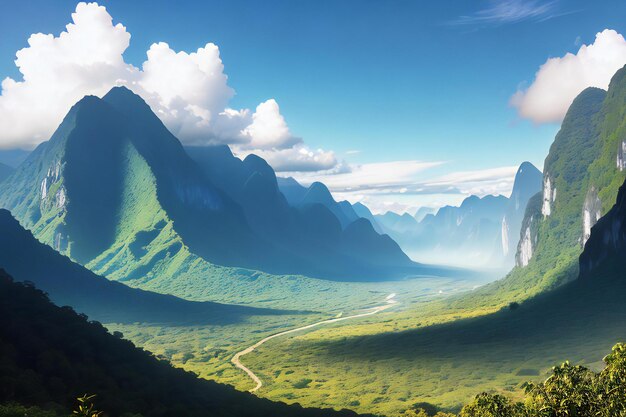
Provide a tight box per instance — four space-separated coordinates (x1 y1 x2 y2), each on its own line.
0 2 333 171
511 29 626 123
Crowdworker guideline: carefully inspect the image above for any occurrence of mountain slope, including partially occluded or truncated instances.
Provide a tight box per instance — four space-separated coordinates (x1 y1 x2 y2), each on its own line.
0 270 368 417
0 161 12 182
186 145 420 279
352 202 384 234
456 71 626 311
0 87 424 285
500 162 543 264
0 209 280 325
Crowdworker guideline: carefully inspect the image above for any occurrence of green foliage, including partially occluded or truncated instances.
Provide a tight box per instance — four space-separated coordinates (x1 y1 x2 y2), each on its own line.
0 403 61 417
72 395 102 417
0 270 371 417
459 343 626 417
459 393 524 417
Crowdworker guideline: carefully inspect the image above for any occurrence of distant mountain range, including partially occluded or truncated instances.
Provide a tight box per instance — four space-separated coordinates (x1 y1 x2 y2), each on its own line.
332 162 541 268
0 87 438 284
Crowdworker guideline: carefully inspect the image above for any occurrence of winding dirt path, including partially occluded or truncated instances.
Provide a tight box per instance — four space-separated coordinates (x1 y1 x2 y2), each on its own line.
231 293 398 393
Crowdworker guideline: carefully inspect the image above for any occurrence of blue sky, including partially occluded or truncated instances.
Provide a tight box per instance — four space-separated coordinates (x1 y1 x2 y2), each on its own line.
1 0 626 212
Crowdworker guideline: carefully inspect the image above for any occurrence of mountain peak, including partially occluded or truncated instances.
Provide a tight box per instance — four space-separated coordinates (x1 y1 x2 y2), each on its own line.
102 86 155 120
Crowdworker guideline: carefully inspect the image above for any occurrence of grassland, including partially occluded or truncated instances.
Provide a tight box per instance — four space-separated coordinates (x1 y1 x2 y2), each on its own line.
236 261 626 416
105 272 488 396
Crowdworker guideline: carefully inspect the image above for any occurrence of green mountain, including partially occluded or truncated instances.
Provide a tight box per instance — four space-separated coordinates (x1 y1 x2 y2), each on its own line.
0 87 428 285
0 269 369 417
458 67 626 310
0 209 281 325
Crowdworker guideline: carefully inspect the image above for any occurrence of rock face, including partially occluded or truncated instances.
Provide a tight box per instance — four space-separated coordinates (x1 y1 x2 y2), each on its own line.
541 176 556 217
618 140 626 171
580 178 626 277
582 187 602 245
502 162 542 262
515 192 542 267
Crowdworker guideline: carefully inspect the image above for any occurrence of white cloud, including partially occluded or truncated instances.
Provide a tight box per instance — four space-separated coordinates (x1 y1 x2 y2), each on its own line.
0 2 333 170
0 2 132 149
424 165 518 197
511 29 626 123
287 162 518 214
451 0 560 26
240 99 300 150
240 144 336 172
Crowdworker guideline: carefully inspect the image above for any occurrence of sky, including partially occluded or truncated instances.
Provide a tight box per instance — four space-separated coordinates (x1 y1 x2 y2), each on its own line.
1 0 626 213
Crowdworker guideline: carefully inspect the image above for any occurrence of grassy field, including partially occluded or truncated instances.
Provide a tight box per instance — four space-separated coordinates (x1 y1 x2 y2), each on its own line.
105 272 489 394
239 262 626 416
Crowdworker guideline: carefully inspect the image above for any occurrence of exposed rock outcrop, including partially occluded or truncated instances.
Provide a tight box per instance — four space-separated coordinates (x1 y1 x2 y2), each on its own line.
580 179 626 277
618 140 626 171
541 176 556 217
582 186 602 246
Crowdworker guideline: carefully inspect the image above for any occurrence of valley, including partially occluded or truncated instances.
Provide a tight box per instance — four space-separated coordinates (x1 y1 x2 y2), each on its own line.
3 4 626 416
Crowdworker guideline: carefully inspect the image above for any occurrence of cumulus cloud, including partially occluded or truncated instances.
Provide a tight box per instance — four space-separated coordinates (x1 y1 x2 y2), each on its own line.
511 29 626 123
239 144 337 172
0 2 132 148
0 2 327 170
240 99 301 150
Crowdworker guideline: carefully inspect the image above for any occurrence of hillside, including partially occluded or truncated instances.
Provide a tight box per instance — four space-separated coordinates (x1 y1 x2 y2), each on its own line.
0 269 369 417
454 70 626 311
0 209 282 325
0 161 12 182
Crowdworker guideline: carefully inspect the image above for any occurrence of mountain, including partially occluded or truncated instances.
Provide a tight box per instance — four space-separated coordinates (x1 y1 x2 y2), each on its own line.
376 211 420 235
580 176 626 277
276 177 359 228
0 161 13 182
0 148 30 168
352 202 384 233
458 67 626 310
0 87 421 283
500 162 543 264
0 270 369 417
0 209 280 325
414 206 436 222
365 162 540 268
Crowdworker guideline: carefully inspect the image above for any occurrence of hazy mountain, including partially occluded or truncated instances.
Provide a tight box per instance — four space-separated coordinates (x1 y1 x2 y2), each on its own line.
414 206 436 222
376 211 420 234
277 177 359 228
0 270 370 417
500 162 543 264
0 209 279 325
352 202 384 234
0 148 30 168
0 87 421 282
365 162 540 268
0 161 13 182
